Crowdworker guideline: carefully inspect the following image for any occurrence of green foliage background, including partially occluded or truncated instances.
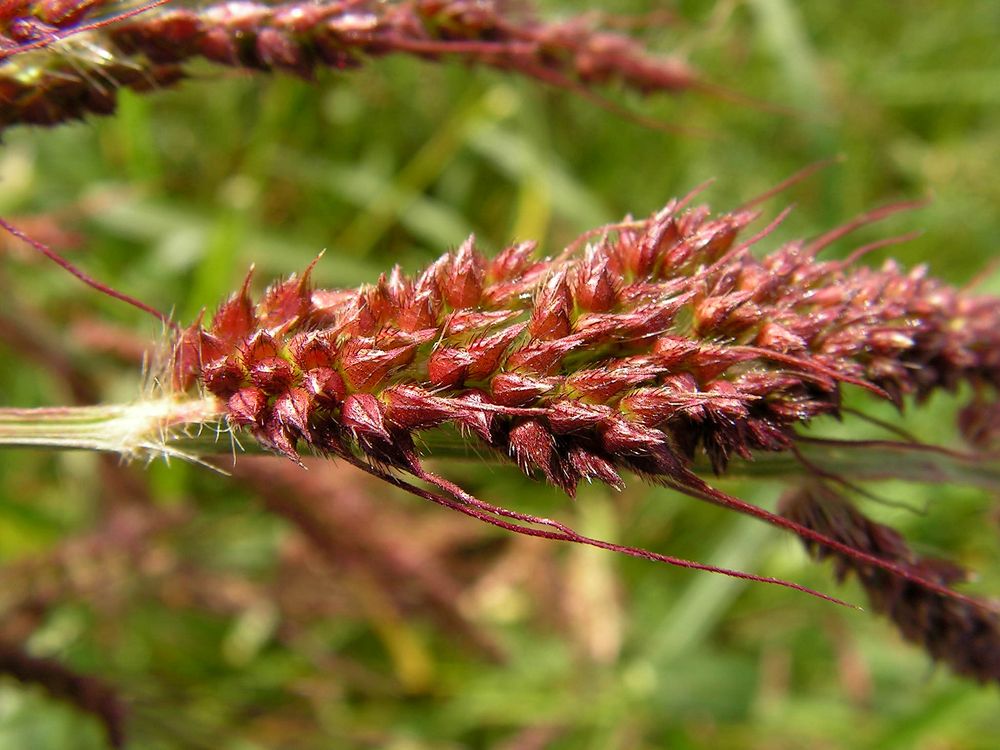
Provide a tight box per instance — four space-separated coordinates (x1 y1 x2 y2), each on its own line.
0 1 998 748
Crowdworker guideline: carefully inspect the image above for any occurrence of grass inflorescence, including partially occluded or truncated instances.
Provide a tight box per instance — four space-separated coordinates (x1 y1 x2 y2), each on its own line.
1 0 698 130
165 194 1000 661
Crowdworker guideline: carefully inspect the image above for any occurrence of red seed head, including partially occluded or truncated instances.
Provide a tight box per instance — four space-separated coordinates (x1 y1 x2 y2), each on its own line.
504 338 581 376
398 270 443 332
171 321 223 391
228 386 267 428
693 291 755 336
443 236 485 309
288 331 336 371
451 390 497 443
573 247 618 312
508 419 557 481
490 372 555 407
567 359 663 402
341 392 392 444
241 331 279 365
37 0 101 25
489 240 537 282
202 355 244 398
547 399 612 434
341 340 416 392
200 25 239 64
567 445 624 490
168 194 1000 573
428 346 476 389
302 367 345 407
529 271 572 340
210 268 255 346
258 269 312 333
466 323 527 380
249 357 294 394
273 386 314 437
383 384 456 431
256 27 309 74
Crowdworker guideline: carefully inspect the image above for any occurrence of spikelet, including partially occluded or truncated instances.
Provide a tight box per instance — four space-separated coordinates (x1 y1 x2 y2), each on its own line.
1 0 698 130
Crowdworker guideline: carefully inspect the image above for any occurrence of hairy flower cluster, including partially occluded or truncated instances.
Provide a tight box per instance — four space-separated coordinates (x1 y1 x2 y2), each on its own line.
166 195 1000 618
173 199 1000 487
781 485 1000 685
1 0 697 129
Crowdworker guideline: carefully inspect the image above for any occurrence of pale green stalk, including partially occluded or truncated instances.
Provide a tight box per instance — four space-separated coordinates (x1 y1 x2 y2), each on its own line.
0 396 223 462
3 398 1000 494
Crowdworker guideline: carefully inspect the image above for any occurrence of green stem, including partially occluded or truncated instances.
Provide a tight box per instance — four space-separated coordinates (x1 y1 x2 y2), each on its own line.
737 441 1000 491
2 401 999 493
